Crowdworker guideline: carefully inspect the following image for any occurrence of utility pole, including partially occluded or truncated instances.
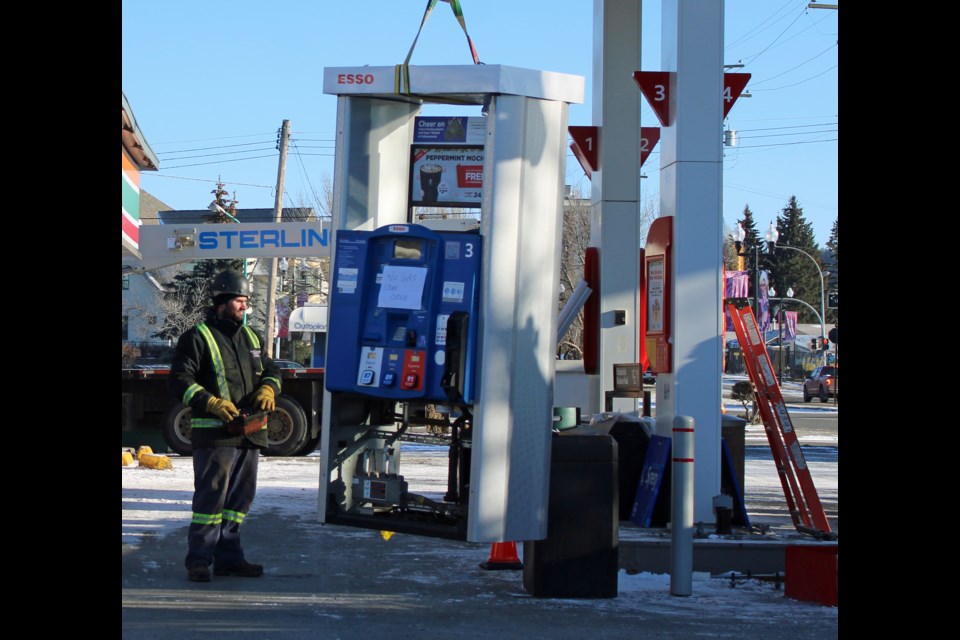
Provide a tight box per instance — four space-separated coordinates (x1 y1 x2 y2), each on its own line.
264 119 290 358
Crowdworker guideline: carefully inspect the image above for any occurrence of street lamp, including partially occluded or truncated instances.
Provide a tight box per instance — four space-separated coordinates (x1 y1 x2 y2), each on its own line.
766 223 828 366
768 286 793 384
733 223 778 321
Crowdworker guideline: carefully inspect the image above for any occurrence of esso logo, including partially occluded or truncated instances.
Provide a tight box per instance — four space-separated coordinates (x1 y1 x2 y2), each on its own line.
337 73 375 85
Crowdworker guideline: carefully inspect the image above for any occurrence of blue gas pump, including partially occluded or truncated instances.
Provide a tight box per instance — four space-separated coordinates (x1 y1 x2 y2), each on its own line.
326 223 481 404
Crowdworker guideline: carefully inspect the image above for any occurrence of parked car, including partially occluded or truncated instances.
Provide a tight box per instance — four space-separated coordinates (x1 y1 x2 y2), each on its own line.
643 368 656 385
273 359 306 370
803 366 837 402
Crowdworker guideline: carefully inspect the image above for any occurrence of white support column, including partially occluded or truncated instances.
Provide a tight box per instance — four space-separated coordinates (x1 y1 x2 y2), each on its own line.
471 94 570 542
659 0 724 522
591 0 643 408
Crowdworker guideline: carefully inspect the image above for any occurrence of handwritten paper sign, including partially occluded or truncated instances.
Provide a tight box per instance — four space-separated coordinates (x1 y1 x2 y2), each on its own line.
378 266 427 310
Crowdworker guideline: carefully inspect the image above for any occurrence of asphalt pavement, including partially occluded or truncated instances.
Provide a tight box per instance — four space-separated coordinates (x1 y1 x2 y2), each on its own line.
123 427 837 637
122 503 838 640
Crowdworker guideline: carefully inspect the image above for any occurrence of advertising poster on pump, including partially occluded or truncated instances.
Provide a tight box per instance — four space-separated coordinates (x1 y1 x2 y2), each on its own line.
411 116 485 208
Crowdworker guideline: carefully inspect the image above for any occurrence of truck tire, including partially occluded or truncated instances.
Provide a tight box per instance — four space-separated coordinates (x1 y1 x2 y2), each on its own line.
263 394 309 456
296 432 322 456
161 401 194 457
160 395 309 457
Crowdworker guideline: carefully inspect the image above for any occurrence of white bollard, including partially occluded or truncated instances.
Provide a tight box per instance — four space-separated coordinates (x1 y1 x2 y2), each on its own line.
670 415 695 596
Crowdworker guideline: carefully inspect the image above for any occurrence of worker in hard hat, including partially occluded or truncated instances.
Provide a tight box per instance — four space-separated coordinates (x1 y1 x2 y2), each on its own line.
169 270 281 583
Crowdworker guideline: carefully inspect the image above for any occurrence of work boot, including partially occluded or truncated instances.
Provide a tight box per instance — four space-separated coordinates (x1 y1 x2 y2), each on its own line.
188 565 211 582
213 561 264 577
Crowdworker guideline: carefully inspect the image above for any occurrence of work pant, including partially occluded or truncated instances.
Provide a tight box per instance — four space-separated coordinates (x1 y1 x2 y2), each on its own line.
185 446 259 569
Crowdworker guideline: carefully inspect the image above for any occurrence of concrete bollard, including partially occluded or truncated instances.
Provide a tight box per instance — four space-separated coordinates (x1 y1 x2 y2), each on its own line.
138 453 173 470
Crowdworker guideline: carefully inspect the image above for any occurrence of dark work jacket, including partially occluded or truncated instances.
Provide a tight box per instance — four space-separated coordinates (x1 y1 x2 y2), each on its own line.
169 310 282 449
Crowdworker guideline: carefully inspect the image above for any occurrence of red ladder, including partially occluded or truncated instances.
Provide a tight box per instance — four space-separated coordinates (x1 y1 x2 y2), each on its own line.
727 303 833 537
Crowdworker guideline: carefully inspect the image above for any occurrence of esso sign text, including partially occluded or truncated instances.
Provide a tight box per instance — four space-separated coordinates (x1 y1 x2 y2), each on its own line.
338 73 375 85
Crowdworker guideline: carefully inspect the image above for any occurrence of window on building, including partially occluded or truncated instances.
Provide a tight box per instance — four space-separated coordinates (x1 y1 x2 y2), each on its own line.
122 274 130 290
122 316 129 341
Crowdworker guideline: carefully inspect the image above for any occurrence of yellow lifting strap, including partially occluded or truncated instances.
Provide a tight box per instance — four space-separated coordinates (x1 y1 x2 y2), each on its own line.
395 0 481 95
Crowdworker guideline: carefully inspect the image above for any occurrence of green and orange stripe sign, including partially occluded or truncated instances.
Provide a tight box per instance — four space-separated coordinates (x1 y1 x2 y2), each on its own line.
122 148 141 251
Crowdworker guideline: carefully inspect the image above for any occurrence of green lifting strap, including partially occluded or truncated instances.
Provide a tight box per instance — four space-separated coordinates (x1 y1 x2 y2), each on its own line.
396 0 481 95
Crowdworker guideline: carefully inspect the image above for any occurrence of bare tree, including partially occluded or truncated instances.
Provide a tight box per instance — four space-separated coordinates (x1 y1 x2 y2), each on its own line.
155 285 209 340
557 190 591 358
557 190 658 359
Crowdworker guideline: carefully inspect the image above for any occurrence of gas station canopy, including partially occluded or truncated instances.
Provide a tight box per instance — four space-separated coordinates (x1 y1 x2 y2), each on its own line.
323 64 583 105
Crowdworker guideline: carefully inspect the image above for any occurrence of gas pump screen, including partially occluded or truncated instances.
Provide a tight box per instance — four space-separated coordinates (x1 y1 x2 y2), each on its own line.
394 239 422 259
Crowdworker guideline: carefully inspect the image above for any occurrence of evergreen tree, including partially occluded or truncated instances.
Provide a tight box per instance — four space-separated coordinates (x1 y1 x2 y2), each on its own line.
738 204 760 252
154 180 244 341
770 196 824 325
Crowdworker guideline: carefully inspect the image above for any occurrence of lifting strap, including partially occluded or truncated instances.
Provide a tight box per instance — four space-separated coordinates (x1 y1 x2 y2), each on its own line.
395 0 481 95
726 302 835 539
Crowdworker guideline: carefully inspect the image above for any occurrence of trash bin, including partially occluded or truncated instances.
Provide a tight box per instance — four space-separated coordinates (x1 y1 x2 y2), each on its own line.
523 434 619 598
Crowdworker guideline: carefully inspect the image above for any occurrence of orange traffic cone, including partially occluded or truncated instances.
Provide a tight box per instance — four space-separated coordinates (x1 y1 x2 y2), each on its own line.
479 541 523 571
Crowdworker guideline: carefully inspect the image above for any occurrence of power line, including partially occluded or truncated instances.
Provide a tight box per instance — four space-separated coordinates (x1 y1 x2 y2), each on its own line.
161 146 278 162
726 0 800 51
155 140 277 155
750 65 837 91
749 43 837 86
287 138 327 217
736 122 837 132
735 128 837 140
741 7 806 67
159 154 279 170
150 131 277 146
139 174 275 190
727 138 837 151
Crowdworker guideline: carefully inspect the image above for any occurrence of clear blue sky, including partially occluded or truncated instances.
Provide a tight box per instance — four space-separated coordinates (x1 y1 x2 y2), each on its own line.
121 0 838 245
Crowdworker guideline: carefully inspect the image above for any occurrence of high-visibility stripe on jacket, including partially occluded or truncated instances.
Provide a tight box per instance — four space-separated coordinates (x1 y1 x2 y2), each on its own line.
189 322 277 430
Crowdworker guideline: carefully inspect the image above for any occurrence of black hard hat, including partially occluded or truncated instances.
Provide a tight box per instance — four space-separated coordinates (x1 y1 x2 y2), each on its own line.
211 270 251 300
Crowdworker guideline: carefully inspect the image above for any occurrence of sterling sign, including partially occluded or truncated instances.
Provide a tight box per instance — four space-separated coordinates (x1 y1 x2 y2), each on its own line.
197 226 328 251
136 222 331 270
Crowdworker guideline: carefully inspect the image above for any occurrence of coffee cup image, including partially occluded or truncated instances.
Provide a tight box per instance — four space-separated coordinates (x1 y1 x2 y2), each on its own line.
420 164 443 202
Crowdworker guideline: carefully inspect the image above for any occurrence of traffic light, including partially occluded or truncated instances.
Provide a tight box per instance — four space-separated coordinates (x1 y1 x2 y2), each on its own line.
810 338 818 351
821 338 830 352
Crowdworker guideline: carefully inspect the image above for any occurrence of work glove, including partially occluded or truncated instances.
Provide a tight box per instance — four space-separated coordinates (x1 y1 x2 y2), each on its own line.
253 385 276 412
207 396 241 423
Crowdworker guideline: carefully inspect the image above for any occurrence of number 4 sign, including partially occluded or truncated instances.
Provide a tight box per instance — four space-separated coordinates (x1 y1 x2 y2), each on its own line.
723 73 751 118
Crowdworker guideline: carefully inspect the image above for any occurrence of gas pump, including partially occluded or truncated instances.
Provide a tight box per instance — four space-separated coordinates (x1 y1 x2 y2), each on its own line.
318 64 583 542
324 223 481 538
